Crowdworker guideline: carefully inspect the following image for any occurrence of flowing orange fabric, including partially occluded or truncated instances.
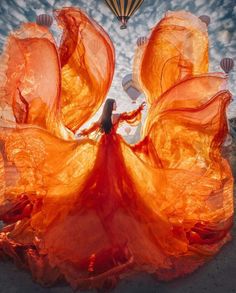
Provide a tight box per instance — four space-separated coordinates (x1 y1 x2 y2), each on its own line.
0 8 233 290
134 11 209 104
55 8 115 132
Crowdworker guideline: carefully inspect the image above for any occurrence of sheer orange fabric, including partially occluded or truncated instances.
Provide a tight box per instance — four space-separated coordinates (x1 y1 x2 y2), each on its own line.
55 8 115 133
0 8 233 290
134 11 209 104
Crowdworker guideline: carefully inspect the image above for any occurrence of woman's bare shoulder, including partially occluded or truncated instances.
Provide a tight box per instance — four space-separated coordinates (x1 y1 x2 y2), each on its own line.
111 113 121 124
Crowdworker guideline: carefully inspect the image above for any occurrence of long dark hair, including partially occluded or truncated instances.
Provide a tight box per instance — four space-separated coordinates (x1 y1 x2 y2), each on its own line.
100 99 115 134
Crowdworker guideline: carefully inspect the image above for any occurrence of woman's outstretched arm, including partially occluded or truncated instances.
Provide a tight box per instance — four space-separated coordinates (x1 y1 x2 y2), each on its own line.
119 102 146 125
77 121 101 137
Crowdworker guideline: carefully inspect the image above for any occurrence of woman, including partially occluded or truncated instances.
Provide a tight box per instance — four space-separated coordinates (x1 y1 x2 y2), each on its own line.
78 99 146 136
0 7 233 291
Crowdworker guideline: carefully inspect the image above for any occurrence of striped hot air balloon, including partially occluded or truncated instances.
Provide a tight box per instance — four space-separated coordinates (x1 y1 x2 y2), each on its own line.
125 126 131 135
199 15 211 26
220 58 234 74
137 36 148 47
36 14 53 27
104 0 144 29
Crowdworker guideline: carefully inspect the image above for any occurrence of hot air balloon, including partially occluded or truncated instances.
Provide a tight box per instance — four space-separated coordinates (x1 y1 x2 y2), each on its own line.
104 0 144 29
229 117 236 140
137 36 148 47
36 14 53 27
220 58 234 74
122 74 141 103
125 127 131 135
199 15 211 26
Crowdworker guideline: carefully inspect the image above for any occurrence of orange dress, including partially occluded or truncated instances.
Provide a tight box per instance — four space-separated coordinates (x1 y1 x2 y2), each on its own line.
0 7 233 290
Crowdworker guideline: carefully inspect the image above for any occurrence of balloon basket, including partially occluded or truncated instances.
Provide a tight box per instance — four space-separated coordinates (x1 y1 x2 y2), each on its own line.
120 24 127 30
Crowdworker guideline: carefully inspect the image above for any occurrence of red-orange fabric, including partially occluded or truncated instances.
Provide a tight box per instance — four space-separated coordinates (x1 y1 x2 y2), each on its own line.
0 8 233 290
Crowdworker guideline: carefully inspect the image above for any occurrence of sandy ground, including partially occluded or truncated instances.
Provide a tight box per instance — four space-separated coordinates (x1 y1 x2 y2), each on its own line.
0 144 236 293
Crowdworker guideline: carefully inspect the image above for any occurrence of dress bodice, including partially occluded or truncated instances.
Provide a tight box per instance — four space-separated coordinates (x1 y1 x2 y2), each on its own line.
110 119 119 134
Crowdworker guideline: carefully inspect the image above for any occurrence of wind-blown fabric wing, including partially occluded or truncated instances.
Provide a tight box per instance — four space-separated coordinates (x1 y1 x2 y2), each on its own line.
0 8 115 138
55 8 115 133
0 23 74 139
131 10 233 246
133 11 231 171
0 7 115 209
134 11 209 104
142 74 230 168
0 125 98 205
0 7 116 210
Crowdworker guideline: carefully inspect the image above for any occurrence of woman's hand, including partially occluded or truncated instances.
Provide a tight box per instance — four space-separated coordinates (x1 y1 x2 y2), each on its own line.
77 130 87 137
139 101 146 111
